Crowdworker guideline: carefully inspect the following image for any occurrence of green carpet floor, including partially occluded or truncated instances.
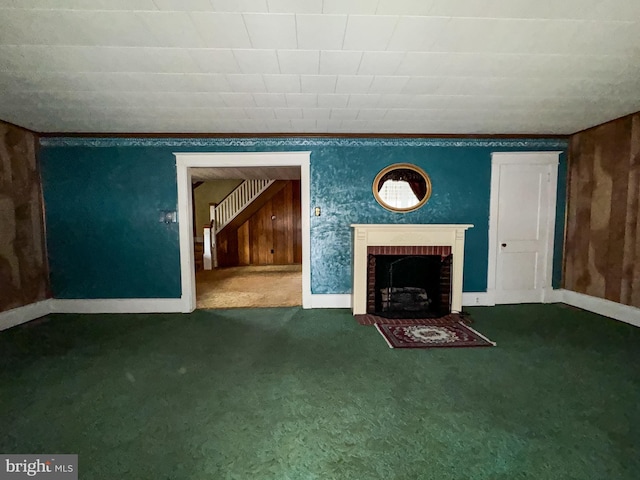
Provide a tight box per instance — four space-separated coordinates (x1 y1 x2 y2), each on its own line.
1 304 639 479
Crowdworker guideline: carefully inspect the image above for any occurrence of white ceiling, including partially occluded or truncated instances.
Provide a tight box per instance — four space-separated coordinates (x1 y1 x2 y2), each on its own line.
0 0 639 135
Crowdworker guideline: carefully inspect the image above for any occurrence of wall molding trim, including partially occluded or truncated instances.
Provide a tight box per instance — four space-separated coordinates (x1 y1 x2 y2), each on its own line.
561 289 640 328
0 300 53 331
40 136 569 149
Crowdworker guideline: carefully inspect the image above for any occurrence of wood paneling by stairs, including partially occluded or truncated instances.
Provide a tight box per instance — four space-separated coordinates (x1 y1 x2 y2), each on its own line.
565 112 640 308
217 180 302 267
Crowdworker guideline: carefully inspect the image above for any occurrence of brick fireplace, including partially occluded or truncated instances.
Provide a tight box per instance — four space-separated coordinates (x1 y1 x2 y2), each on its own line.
367 245 452 317
351 224 473 315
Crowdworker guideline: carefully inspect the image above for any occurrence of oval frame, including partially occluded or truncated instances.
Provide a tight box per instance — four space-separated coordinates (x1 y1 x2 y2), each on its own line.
372 163 432 213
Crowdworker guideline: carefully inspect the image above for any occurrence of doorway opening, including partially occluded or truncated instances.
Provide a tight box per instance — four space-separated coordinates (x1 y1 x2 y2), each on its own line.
175 152 311 313
191 166 302 309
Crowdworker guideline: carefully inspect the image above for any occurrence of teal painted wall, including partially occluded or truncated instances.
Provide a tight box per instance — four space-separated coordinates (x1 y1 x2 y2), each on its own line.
39 138 567 299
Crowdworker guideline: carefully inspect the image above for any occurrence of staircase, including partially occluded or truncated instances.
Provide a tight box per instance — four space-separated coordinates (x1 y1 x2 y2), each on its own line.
203 179 276 269
213 179 275 233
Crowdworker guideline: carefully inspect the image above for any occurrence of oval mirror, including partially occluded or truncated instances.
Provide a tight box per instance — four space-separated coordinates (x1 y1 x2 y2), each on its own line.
373 163 432 212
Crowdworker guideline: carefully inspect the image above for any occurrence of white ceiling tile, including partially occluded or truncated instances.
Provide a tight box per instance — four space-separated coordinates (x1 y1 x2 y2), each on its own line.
335 75 374 94
296 14 348 50
190 74 234 91
343 15 398 51
0 0 158 10
387 17 451 51
166 92 226 107
189 13 252 48
277 50 320 74
138 12 204 48
357 108 387 120
233 49 280 73
0 9 83 46
219 92 257 106
317 94 349 107
395 52 442 76
288 119 317 132
262 119 293 131
357 51 404 75
212 107 249 119
376 93 425 107
285 93 317 107
267 0 322 13
263 74 301 93
301 75 336 93
319 51 362 75
189 49 240 73
274 107 303 119
427 0 508 18
587 1 640 20
137 73 232 92
302 107 331 118
102 48 202 73
411 95 455 109
0 45 200 74
243 14 297 49
253 92 287 106
402 77 457 95
375 0 435 15
347 94 381 108
330 108 358 120
323 0 379 14
63 11 159 47
211 0 268 12
339 120 371 132
246 108 276 118
153 0 213 10
369 76 409 93
0 9 157 47
225 73 267 92
313 119 334 131
1 0 638 133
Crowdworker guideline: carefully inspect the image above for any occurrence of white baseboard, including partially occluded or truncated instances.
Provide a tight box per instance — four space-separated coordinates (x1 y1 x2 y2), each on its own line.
561 289 640 328
51 298 189 314
462 292 493 306
4 291 637 330
543 288 564 303
310 294 351 309
0 299 53 331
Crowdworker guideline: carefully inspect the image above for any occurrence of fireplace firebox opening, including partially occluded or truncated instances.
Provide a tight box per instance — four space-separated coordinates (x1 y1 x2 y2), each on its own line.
367 249 453 319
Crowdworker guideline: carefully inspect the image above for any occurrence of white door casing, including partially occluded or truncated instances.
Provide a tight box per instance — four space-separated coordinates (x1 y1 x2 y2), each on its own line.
175 152 311 313
487 152 560 305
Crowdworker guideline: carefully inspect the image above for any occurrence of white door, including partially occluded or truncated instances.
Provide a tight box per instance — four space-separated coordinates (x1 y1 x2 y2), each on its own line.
488 152 560 304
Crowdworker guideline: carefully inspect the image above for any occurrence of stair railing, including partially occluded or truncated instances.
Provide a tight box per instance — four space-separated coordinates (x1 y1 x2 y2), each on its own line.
213 179 275 234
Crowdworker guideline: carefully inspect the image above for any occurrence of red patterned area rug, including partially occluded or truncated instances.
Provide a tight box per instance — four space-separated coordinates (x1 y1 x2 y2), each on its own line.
375 322 496 349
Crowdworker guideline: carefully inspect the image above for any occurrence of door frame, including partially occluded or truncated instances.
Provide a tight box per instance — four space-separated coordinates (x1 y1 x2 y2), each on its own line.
486 151 561 305
174 151 311 313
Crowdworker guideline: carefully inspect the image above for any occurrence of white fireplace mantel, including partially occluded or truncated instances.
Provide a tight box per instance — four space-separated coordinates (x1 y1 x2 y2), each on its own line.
351 224 473 315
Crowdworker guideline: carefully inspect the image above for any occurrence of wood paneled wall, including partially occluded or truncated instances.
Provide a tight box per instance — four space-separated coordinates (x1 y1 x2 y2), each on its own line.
0 121 50 312
565 112 640 307
218 180 301 267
